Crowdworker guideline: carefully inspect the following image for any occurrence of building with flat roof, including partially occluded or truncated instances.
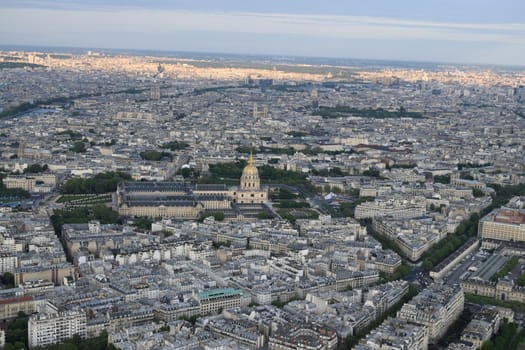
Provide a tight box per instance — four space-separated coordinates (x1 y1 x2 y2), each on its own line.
28 310 87 348
269 324 337 350
478 208 525 243
0 295 35 320
397 284 464 344
355 317 428 350
354 198 426 220
198 288 244 314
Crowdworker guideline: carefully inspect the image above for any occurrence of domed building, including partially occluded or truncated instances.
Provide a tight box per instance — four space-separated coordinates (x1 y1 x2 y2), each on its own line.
235 152 268 204
116 152 269 219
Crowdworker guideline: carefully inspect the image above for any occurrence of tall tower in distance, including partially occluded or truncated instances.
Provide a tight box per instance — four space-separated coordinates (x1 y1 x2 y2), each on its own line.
18 141 26 159
310 89 319 111
150 85 160 100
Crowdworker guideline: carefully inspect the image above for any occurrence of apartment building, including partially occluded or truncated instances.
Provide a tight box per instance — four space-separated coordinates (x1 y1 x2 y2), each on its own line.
198 288 243 315
397 284 464 344
478 208 525 243
28 310 87 348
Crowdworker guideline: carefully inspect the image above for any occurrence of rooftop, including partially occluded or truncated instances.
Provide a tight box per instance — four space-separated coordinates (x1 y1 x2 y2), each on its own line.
493 210 525 225
199 288 243 299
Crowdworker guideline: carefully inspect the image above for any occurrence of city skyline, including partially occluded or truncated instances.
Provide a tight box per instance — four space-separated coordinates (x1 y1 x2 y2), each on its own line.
1 0 524 66
2 18 525 348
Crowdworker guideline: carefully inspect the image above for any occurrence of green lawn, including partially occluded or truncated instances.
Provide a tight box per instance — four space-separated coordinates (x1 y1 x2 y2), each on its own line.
57 193 111 206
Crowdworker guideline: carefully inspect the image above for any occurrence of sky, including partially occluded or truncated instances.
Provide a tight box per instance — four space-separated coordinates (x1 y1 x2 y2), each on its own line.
0 0 524 65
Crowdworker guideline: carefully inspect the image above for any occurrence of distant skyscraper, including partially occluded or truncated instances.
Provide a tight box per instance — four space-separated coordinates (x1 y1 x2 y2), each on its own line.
150 85 160 100
310 89 319 111
516 86 525 103
17 141 26 159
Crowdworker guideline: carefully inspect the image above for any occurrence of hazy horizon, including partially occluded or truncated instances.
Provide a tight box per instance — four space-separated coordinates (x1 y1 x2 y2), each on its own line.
1 0 524 66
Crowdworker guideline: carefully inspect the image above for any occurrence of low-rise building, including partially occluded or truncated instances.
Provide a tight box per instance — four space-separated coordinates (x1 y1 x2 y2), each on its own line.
461 278 525 303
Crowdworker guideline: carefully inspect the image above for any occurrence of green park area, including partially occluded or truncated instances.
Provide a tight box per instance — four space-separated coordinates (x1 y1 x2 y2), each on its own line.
317 105 424 119
57 193 112 206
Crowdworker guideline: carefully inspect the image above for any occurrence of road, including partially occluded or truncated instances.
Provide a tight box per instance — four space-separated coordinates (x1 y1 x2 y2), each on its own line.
268 184 333 215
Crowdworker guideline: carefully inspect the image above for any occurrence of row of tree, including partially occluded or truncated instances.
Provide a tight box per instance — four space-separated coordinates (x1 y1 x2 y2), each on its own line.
337 285 418 350
61 172 132 194
160 141 189 151
0 186 30 199
491 256 519 281
481 320 525 350
465 293 525 314
23 163 49 174
236 145 352 157
422 183 525 271
139 150 171 161
318 105 424 119
3 311 115 350
50 204 120 236
421 213 479 271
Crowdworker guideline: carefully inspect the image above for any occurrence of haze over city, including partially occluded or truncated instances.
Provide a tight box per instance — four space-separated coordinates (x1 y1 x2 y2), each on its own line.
2 2 525 350
1 0 525 65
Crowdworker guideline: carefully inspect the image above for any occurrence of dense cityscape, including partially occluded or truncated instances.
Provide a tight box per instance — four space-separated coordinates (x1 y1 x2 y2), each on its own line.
0 47 525 350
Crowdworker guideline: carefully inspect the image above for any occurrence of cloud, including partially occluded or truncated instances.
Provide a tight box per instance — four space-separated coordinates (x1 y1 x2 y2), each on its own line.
2 8 524 43
0 7 524 64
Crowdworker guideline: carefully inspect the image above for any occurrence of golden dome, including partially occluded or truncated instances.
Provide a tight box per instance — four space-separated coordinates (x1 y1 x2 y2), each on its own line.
242 152 259 176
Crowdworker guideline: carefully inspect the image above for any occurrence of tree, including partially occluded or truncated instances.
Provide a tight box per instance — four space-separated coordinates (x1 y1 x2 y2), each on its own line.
271 300 286 308
133 216 153 230
1 272 14 288
140 150 170 161
24 163 48 174
160 141 190 151
257 211 269 219
50 205 120 236
70 141 87 153
422 259 434 271
273 188 298 200
200 212 225 222
92 204 119 224
362 169 382 178
473 188 484 198
434 174 451 184
61 172 132 194
176 167 199 179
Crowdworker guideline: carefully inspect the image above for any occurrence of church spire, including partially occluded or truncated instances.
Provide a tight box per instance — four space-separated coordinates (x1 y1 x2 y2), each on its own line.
248 149 254 166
